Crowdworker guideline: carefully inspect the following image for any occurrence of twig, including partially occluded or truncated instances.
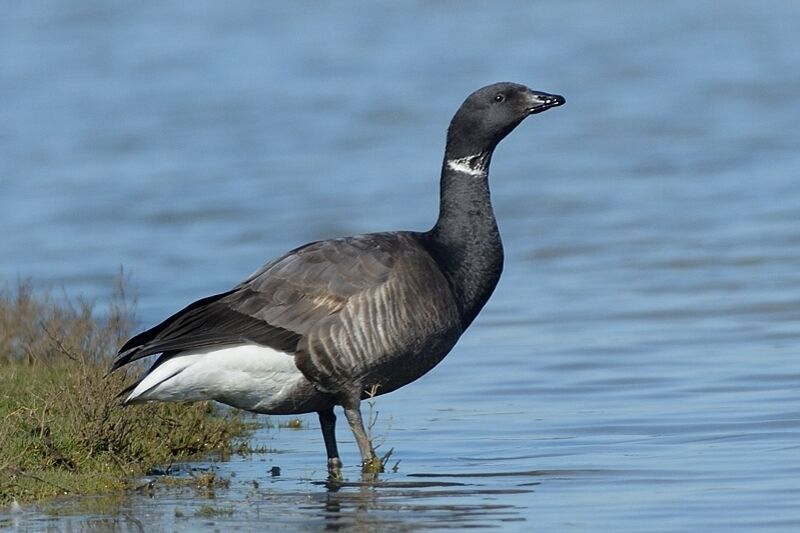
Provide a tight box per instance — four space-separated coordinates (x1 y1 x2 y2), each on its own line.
8 467 72 495
40 322 80 361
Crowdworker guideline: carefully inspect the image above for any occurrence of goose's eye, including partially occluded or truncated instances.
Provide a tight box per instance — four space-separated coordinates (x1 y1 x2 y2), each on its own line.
494 93 505 103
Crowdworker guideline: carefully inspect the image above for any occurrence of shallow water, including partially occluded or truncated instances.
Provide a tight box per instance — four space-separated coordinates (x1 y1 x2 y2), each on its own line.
3 1 800 531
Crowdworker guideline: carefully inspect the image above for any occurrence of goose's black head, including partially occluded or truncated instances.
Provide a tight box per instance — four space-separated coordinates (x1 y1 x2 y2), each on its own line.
445 82 565 162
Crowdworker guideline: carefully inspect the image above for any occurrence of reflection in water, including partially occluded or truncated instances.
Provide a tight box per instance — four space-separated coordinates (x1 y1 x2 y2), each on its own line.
12 470 542 531
306 476 532 532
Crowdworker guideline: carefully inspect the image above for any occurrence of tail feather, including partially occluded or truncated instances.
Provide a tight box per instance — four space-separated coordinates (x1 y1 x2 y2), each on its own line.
110 291 236 374
124 365 188 403
114 351 177 400
115 379 139 403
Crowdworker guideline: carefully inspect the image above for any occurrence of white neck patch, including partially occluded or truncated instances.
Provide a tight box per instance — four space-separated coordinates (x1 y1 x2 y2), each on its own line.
446 154 488 177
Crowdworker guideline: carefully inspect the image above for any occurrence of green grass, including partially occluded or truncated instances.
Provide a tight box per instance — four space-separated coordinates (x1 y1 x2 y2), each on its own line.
194 504 236 518
0 276 254 504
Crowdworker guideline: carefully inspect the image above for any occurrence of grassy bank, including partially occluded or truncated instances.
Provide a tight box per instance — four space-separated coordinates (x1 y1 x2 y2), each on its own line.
0 278 253 505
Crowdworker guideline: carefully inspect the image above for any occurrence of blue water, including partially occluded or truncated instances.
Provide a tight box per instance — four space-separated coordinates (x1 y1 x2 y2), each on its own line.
3 1 800 531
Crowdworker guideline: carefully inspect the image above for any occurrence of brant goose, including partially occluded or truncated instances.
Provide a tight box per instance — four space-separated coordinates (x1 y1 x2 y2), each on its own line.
112 82 564 475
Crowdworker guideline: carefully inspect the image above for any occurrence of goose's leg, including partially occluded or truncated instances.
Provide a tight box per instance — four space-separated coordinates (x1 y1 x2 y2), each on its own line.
342 400 382 473
318 407 342 477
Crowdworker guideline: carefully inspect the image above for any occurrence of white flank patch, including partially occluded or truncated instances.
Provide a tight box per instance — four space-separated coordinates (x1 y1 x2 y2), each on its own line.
126 344 306 412
446 154 486 177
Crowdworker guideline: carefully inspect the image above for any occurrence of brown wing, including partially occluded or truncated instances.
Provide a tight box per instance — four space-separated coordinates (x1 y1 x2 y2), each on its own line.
112 232 417 371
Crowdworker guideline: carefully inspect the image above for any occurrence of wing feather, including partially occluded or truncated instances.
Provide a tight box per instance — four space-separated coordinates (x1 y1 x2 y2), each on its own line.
112 234 403 373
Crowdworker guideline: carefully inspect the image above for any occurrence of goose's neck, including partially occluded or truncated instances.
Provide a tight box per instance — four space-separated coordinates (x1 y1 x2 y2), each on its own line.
427 150 504 328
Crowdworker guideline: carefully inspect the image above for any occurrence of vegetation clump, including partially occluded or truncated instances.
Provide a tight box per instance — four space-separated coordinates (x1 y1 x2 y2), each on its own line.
0 277 252 504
